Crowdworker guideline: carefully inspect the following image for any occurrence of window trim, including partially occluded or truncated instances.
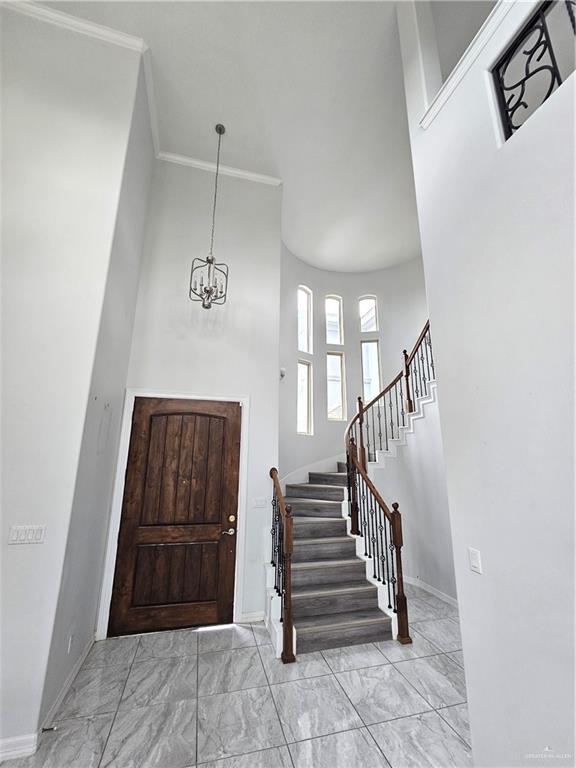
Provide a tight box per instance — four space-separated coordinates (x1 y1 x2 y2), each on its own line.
360 339 382 403
296 359 313 435
326 351 347 421
359 295 379 333
324 294 344 346
297 285 313 354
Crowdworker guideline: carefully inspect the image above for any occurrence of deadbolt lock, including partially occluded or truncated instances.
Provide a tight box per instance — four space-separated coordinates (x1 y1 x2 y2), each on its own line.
228 515 236 523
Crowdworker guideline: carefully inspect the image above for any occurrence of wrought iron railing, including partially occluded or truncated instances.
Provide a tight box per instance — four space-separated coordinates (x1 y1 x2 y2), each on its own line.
269 468 295 663
345 320 436 644
492 1 575 140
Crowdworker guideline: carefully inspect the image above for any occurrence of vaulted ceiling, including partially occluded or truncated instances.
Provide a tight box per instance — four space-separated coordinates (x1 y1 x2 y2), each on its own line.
51 1 422 272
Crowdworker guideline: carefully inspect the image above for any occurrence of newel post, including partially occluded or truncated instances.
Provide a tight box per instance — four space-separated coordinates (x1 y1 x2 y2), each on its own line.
357 396 367 471
403 350 414 414
281 504 296 663
348 439 360 536
391 502 412 645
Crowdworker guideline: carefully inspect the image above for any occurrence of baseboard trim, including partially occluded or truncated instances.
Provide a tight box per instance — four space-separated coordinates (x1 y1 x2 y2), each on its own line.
0 732 38 761
404 575 458 607
40 638 94 730
236 611 265 623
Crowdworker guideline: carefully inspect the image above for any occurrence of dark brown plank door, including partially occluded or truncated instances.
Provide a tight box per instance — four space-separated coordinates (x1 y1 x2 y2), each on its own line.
108 397 241 636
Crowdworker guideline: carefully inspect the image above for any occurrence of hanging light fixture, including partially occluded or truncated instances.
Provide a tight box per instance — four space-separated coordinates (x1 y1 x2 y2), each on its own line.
189 124 229 309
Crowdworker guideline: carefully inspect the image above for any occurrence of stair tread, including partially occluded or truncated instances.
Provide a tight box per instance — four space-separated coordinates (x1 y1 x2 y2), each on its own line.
286 497 342 505
293 581 377 597
310 472 347 478
293 515 345 523
292 558 362 571
288 483 345 491
295 536 354 545
295 608 389 631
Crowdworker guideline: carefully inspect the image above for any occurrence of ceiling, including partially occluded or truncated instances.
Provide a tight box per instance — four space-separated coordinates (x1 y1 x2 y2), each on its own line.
50 1 421 272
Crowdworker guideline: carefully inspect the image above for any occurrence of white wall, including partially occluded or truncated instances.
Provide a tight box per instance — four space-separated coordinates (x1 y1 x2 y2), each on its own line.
279 246 428 477
127 160 281 618
0 10 141 747
430 1 495 83
371 391 457 600
39 64 154 726
397 2 574 765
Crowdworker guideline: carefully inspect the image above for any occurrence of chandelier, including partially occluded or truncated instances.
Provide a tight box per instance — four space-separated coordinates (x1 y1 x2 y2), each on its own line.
189 124 229 309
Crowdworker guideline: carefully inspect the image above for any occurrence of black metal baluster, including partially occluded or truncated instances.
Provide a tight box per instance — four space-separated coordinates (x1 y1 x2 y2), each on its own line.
360 475 369 557
413 358 419 399
389 391 394 442
382 512 392 608
369 493 377 578
365 415 371 466
424 331 431 383
388 518 397 612
271 494 277 566
371 407 377 463
378 509 386 583
395 382 400 437
427 333 435 378
377 401 383 452
399 378 406 427
420 346 427 396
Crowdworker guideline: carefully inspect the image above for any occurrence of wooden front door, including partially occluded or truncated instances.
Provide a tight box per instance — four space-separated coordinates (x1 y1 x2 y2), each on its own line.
108 397 241 636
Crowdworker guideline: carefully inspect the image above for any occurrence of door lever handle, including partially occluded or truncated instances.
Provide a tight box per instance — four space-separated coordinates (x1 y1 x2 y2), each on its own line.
221 528 235 536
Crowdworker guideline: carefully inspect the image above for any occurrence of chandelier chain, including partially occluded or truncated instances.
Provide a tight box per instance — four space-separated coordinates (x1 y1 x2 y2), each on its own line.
209 130 223 257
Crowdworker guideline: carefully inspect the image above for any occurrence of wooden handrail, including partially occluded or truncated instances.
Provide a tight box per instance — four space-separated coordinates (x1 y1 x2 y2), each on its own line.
269 467 295 663
406 319 430 365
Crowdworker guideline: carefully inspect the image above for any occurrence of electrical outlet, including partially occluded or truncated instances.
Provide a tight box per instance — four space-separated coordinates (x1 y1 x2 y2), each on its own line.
8 525 46 544
468 547 483 574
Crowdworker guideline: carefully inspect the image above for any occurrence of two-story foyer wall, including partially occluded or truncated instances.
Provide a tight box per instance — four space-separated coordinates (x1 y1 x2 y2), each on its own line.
279 245 428 479
127 159 281 620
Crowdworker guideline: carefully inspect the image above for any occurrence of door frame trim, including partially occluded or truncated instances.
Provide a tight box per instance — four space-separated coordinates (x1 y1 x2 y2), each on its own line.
96 388 250 640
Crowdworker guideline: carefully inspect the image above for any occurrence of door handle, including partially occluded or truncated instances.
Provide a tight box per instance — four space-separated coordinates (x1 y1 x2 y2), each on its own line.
221 528 235 536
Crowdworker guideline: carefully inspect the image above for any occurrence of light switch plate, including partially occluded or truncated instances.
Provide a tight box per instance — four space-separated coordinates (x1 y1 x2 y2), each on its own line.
468 547 483 574
8 525 46 545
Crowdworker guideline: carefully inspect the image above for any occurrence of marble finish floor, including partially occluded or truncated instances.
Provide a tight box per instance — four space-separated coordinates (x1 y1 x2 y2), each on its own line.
6 587 471 768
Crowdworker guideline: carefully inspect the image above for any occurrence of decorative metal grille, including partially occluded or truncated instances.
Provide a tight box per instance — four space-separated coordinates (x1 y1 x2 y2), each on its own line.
492 1 575 140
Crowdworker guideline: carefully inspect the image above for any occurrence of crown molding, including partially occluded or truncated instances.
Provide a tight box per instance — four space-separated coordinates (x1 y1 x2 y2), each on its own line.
158 151 283 187
4 2 147 53
6 2 283 187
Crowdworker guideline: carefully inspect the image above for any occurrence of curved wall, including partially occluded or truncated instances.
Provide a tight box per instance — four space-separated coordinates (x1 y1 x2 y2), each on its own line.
279 245 428 477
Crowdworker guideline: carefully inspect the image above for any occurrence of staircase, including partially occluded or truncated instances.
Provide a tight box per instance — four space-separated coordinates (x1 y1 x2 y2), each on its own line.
286 463 392 654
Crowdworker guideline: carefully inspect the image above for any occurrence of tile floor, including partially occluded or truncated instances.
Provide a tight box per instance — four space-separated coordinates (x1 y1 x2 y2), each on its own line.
6 586 471 768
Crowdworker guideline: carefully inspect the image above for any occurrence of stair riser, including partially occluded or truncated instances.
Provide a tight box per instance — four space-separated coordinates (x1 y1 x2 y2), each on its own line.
297 620 393 654
308 473 348 487
292 563 366 588
293 519 347 539
286 485 345 501
288 502 343 518
292 589 379 618
293 540 357 563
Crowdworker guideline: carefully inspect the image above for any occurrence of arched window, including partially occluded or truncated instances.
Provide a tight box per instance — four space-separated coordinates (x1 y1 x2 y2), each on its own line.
325 295 344 345
359 295 378 333
297 285 313 354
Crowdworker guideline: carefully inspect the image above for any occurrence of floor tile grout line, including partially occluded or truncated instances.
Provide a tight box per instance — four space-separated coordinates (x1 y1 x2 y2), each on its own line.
390 653 466 714
95 637 141 768
253 634 294 765
435 704 473 750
